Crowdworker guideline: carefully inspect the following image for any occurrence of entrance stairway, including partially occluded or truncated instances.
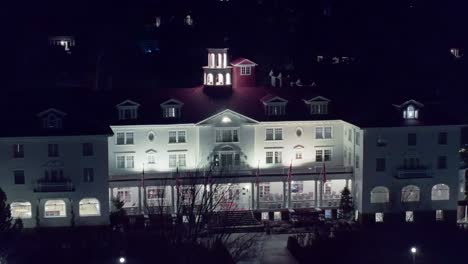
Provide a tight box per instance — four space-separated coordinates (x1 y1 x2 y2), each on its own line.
212 210 264 232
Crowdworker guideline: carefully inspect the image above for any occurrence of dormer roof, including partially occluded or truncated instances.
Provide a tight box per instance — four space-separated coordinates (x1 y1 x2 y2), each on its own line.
160 98 184 107
393 99 424 109
37 108 67 117
116 99 140 108
304 96 331 104
261 94 288 105
230 58 257 66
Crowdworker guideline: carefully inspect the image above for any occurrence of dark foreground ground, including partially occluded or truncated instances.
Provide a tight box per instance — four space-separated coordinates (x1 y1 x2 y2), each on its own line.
2 223 468 264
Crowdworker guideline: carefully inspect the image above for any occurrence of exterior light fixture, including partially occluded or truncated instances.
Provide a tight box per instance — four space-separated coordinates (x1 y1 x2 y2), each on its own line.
119 257 126 263
222 116 231 123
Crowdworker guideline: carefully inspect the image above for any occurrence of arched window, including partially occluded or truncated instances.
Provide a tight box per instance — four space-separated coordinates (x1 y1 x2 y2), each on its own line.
207 73 214 85
431 184 450 200
216 73 224 85
79 198 101 216
401 185 420 202
370 186 389 203
226 73 231 85
404 105 418 119
10 201 32 219
44 199 66 218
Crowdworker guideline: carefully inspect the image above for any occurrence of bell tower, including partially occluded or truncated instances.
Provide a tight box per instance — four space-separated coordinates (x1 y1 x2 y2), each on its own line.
203 48 232 88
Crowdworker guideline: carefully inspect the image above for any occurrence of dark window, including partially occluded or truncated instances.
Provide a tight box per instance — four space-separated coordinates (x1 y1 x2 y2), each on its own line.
83 168 94 182
438 132 447 145
376 158 386 172
13 144 24 158
14 170 25 184
48 144 59 157
437 156 447 169
408 133 417 146
82 143 94 156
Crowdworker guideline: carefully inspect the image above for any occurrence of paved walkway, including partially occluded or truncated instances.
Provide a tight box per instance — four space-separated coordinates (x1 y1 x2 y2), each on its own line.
238 234 298 264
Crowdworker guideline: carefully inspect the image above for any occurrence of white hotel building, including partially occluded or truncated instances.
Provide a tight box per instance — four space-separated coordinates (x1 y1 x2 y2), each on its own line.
105 49 465 224
1 49 464 227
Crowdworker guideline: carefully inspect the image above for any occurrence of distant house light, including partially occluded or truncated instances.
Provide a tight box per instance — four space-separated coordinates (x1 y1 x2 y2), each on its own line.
403 105 418 119
49 36 75 52
450 48 462 58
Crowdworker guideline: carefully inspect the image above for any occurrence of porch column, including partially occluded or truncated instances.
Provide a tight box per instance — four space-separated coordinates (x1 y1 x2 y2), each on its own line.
283 181 287 208
251 182 255 210
288 180 292 209
346 179 350 189
314 180 318 207
318 180 323 208
138 186 142 214
171 185 176 214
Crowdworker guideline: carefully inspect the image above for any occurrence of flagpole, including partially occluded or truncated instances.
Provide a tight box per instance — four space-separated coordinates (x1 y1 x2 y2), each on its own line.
288 160 292 209
256 160 260 210
141 163 146 215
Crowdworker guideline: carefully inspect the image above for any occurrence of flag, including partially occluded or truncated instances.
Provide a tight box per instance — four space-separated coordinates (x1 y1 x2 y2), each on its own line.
321 162 327 183
287 161 293 183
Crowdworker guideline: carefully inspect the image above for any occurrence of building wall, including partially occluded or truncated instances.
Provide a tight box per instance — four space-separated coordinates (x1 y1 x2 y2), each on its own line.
232 66 256 88
0 135 109 228
361 125 461 222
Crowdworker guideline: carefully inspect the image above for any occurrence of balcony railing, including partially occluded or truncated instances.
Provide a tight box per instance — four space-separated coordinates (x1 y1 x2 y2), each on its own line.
34 178 75 192
395 166 431 179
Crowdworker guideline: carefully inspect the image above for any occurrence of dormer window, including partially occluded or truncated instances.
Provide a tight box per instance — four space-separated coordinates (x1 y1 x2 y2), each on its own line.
160 99 183 119
396 100 423 120
240 66 251 75
403 105 418 119
37 108 66 129
261 95 288 116
116 100 140 121
304 96 331 115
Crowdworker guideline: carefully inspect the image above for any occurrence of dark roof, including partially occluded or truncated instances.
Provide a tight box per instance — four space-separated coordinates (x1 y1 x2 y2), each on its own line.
0 91 112 138
3 82 465 136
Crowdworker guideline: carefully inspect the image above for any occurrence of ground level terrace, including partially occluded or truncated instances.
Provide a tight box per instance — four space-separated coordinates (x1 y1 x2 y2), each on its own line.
109 170 354 215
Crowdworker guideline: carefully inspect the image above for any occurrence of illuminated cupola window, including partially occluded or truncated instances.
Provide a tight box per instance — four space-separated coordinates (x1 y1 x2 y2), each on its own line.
203 48 232 88
116 100 140 120
304 96 331 115
37 108 66 129
395 99 424 120
160 99 183 118
49 36 75 53
261 95 288 116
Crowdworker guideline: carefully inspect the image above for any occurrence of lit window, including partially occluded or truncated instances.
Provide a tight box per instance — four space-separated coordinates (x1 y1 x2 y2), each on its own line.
169 131 186 143
148 154 156 164
10 201 32 219
403 105 418 120
44 200 66 218
401 185 420 202
375 212 384 222
431 184 449 200
117 190 131 203
178 154 186 167
147 187 165 200
265 128 282 140
274 211 281 221
240 66 251 75
116 132 134 145
295 151 302 160
79 198 100 216
405 211 414 222
215 129 239 142
370 187 389 203
169 154 177 168
436 210 444 221
116 155 134 169
261 212 269 221
316 127 332 139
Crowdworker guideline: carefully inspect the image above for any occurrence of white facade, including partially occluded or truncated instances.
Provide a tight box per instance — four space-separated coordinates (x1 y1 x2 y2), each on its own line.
358 125 461 223
0 135 110 227
108 109 358 214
